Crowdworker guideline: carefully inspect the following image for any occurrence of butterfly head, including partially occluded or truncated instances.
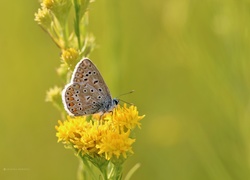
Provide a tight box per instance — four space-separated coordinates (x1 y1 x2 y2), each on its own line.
113 98 119 106
109 98 119 110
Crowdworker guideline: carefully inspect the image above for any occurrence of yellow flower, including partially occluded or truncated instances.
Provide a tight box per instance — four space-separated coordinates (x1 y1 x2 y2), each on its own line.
73 120 105 155
34 7 52 29
113 104 144 130
42 0 54 9
93 104 145 131
61 48 79 69
56 104 145 160
41 0 72 26
96 129 135 160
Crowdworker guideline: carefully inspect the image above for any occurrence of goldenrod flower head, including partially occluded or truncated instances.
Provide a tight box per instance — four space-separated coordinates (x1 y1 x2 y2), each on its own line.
34 7 52 29
97 129 135 160
113 104 144 130
56 104 145 161
93 104 145 131
42 0 54 9
42 0 71 11
61 48 79 69
56 116 88 143
41 0 72 25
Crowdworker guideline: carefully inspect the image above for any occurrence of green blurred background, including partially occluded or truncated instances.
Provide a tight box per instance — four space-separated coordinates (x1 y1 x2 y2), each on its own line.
1 0 250 179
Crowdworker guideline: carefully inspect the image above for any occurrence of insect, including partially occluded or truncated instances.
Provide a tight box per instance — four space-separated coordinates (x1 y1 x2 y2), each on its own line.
62 58 119 116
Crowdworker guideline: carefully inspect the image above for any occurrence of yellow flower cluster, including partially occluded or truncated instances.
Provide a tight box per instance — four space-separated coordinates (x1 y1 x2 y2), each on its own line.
56 104 145 160
61 48 79 69
34 6 51 28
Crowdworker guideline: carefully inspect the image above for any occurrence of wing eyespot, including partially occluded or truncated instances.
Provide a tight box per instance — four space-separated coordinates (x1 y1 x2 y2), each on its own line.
68 102 74 107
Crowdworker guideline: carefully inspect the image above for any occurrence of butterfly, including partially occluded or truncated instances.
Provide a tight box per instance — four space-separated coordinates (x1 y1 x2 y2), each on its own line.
62 58 119 116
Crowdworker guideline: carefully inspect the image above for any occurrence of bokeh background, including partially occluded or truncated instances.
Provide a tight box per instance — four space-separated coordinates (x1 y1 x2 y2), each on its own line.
1 0 250 179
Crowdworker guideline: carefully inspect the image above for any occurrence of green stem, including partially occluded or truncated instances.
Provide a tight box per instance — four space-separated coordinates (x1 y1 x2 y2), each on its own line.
73 0 81 49
106 162 123 180
112 164 123 180
79 154 96 179
98 163 108 180
62 21 68 48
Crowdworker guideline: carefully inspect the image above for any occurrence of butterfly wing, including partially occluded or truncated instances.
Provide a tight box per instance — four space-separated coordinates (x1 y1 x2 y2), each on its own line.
62 58 113 116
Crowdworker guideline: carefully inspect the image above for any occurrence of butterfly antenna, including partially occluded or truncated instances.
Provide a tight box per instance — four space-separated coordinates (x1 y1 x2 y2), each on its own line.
119 99 134 106
117 90 135 98
116 90 135 105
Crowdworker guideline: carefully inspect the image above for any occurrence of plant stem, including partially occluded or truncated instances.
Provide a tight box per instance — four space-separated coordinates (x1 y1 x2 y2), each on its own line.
73 0 81 49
